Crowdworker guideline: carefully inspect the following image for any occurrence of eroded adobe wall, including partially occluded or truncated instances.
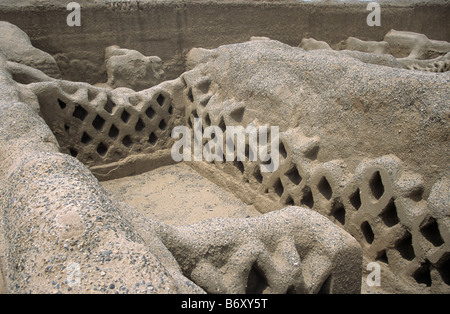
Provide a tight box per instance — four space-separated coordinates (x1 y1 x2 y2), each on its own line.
0 1 448 295
29 78 184 180
0 0 449 84
182 39 450 293
0 61 363 295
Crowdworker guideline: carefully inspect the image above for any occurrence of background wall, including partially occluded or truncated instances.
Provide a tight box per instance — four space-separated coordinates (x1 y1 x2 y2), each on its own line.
0 0 449 83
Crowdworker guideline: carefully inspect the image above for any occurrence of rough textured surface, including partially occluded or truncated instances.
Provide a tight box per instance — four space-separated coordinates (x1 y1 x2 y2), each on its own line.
0 84 362 294
104 45 165 91
26 77 184 176
0 33 363 294
0 91 200 294
101 163 261 226
0 2 449 293
384 29 450 60
184 39 449 188
303 30 450 72
19 33 447 293
338 36 390 55
0 21 61 78
299 38 332 51
161 206 362 294
182 39 449 293
0 0 448 84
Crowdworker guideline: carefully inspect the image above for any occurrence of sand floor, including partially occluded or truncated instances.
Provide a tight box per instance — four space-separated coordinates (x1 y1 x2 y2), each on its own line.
101 162 261 226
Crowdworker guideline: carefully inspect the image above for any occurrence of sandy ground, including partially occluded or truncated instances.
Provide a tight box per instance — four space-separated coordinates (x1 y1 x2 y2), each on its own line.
101 162 261 226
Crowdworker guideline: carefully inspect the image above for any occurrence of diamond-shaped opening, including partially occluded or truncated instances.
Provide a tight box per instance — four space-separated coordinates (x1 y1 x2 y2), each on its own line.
108 124 119 139
369 171 385 200
349 188 362 210
121 110 131 123
218 116 226 133
122 135 133 148
245 144 256 162
92 115 106 131
304 145 319 161
395 232 415 261
246 263 268 294
58 99 67 109
409 187 424 202
145 106 155 119
253 166 263 184
81 132 92 145
436 253 450 285
273 178 284 198
158 119 167 130
361 221 374 245
318 176 332 200
279 142 287 159
285 195 295 206
97 142 108 156
168 106 173 115
331 200 346 226
420 217 444 247
204 113 211 127
64 124 70 132
156 93 165 106
301 186 314 208
317 276 332 294
286 285 296 294
234 160 245 174
148 133 158 145
197 79 211 94
230 107 245 123
412 260 432 287
69 148 78 157
104 98 116 114
187 88 194 103
376 250 389 264
73 105 88 121
285 165 302 185
135 118 146 132
380 198 400 227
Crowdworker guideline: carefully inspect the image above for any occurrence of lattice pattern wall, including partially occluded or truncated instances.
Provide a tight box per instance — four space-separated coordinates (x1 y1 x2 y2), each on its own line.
27 69 449 293
182 72 450 293
32 81 179 168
